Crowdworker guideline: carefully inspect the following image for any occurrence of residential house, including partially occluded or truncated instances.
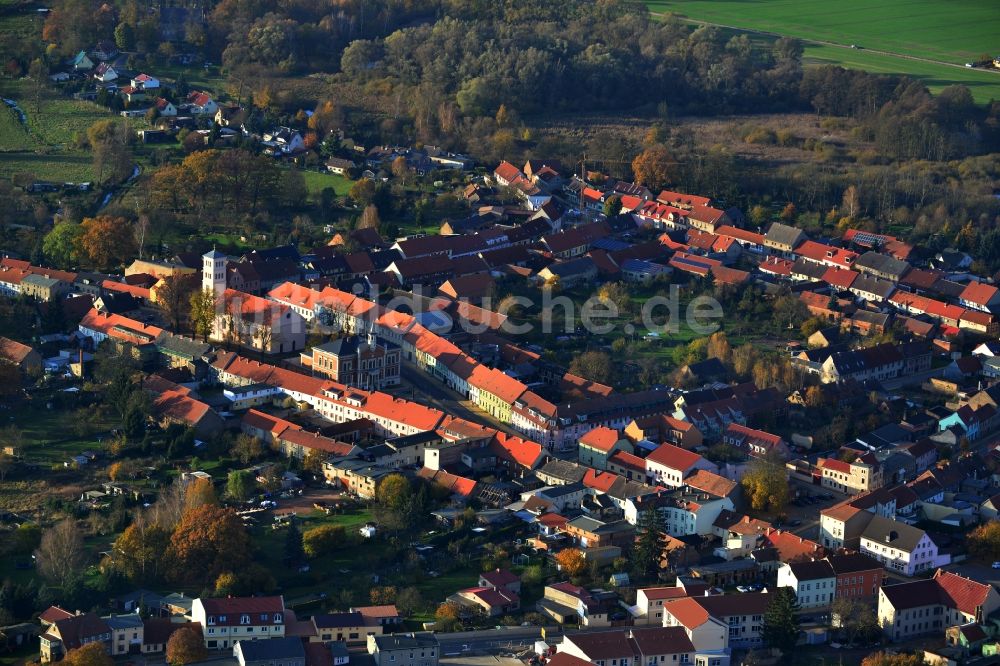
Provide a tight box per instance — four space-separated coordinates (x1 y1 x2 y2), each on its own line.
625 414 703 450
40 612 111 662
722 423 788 460
624 487 734 537
878 570 1000 642
190 596 286 650
311 613 380 646
186 91 218 115
0 337 41 375
777 560 836 609
817 453 883 495
558 627 698 666
645 443 717 487
578 427 634 470
958 281 1000 313
662 592 771 650
854 252 911 282
366 633 437 666
860 515 949 576
763 223 806 256
234 638 305 666
828 553 884 603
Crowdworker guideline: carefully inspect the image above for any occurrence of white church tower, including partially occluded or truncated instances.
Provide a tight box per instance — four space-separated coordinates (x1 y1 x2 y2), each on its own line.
202 249 227 297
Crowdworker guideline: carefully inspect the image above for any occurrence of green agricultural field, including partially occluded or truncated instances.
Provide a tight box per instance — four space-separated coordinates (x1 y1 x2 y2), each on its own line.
302 169 354 197
644 0 1000 103
0 79 117 182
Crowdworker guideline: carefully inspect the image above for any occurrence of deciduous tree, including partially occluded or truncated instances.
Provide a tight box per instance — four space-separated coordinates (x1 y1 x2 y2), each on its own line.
165 626 208 665
77 216 137 270
554 548 586 578
35 519 85 588
631 144 676 189
968 521 1000 561
231 433 263 464
111 519 170 583
155 273 198 332
741 455 789 513
302 524 346 558
568 350 614 385
225 470 255 502
189 289 217 342
63 642 113 666
42 221 83 267
164 505 250 585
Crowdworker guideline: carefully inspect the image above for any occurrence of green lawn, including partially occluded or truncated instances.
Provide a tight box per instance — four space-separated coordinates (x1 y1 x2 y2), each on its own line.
643 0 1000 103
0 79 116 182
302 169 354 197
0 103 32 151
0 152 95 182
11 402 118 464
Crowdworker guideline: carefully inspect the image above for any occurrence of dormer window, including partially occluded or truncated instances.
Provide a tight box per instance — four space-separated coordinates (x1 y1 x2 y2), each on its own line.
219 615 227 623
241 614 250 625
274 614 283 623
260 614 269 622
208 616 216 625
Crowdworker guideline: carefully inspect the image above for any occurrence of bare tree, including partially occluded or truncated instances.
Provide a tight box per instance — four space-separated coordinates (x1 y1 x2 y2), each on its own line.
35 519 86 587
149 480 187 530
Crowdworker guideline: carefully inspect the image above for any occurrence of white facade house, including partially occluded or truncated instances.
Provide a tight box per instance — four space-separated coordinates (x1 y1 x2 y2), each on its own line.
644 443 717 487
777 560 836 609
191 596 286 650
859 515 949 576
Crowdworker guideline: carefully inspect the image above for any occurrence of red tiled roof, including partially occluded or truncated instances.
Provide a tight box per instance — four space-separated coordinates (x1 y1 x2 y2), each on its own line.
39 606 74 624
716 225 764 245
469 365 527 403
153 389 212 426
662 597 711 629
608 450 646 473
684 469 736 498
0 336 34 364
198 596 285 626
417 467 476 496
580 426 622 453
796 240 858 268
363 392 445 432
490 432 545 469
763 529 823 561
537 512 568 527
278 429 354 456
582 469 621 493
480 569 520 588
959 281 998 306
656 190 711 208
823 267 858 290
935 570 994 616
494 161 523 183
646 442 702 472
818 457 852 474
759 256 793 276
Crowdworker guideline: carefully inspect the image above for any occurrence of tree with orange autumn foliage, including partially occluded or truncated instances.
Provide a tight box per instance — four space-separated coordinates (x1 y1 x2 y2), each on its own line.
62 642 113 666
76 216 137 270
164 505 250 585
554 548 587 578
631 144 677 190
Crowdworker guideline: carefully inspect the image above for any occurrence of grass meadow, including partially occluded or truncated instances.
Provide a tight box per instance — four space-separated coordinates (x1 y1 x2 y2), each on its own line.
643 0 1000 103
